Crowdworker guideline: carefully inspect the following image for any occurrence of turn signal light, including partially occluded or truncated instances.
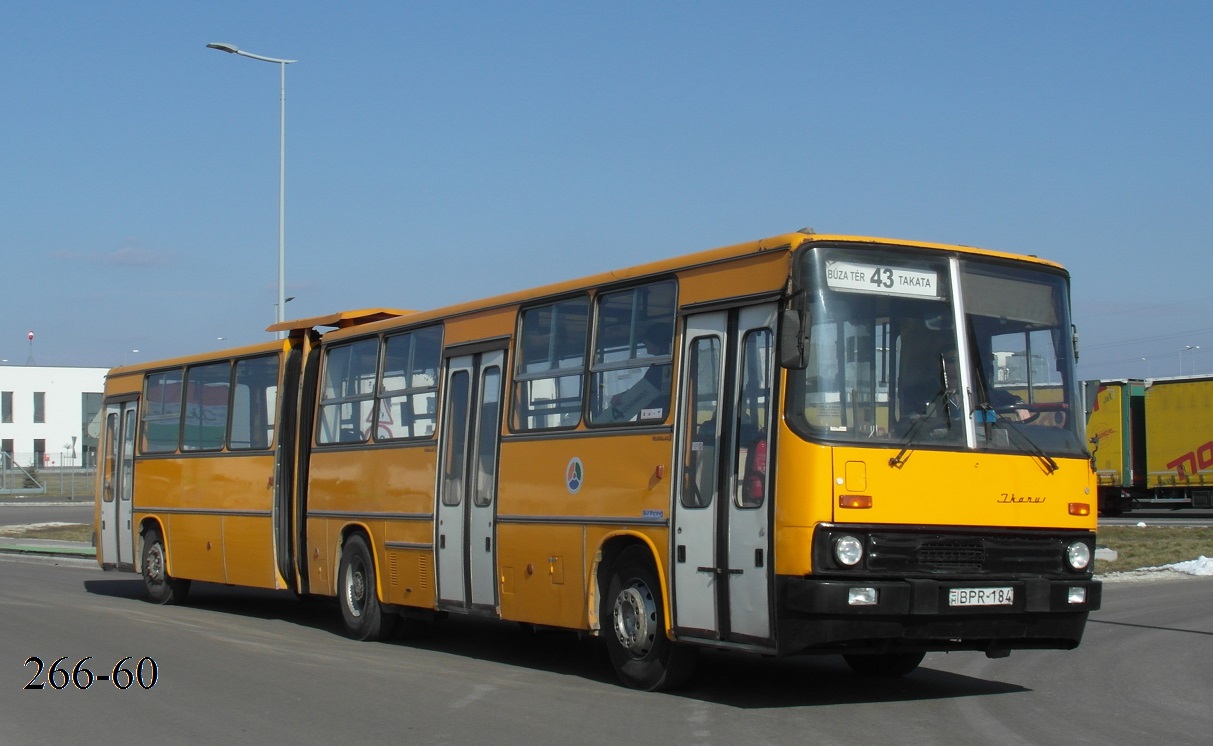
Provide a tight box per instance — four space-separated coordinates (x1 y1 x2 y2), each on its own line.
1068 502 1091 516
839 494 873 509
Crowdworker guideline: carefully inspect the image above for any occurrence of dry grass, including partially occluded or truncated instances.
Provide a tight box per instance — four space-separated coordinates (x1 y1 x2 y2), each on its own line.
0 523 93 542
1096 526 1213 574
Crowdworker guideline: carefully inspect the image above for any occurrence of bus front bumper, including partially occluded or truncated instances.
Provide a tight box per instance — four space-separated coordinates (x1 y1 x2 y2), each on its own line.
775 575 1102 656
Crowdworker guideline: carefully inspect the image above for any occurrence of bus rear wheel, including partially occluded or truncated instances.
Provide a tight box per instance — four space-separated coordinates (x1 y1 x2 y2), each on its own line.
338 534 397 641
141 528 190 605
603 546 696 691
843 651 925 677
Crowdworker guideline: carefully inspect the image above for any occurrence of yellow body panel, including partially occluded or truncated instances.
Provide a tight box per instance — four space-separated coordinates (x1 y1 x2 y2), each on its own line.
773 420 1097 576
829 448 1095 529
132 453 280 587
305 444 437 602
495 433 672 628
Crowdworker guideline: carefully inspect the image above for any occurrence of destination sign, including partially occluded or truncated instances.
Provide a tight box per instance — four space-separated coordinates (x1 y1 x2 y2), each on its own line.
825 261 940 299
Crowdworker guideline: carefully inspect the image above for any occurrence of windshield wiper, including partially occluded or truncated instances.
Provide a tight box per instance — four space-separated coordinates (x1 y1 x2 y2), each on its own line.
889 354 957 468
977 401 1060 474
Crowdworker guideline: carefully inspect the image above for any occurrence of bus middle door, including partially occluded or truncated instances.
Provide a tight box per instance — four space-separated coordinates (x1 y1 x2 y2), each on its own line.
436 349 505 614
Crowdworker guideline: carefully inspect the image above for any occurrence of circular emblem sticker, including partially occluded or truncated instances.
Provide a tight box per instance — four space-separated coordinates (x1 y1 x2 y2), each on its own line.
565 457 584 494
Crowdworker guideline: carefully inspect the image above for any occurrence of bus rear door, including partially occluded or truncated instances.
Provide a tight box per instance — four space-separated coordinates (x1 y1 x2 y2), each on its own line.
436 348 505 613
99 400 138 569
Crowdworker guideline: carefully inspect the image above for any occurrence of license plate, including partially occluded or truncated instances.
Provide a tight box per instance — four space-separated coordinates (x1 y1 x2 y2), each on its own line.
948 587 1014 607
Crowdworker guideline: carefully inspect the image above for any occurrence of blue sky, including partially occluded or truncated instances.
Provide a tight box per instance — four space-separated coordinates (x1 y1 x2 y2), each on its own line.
2 1 1209 379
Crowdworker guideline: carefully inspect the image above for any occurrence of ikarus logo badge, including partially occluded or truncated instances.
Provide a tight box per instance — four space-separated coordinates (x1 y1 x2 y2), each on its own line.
565 457 584 494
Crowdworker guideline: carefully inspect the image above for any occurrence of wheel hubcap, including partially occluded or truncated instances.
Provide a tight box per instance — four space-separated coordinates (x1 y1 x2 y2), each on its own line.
613 580 656 657
345 562 366 618
146 545 165 583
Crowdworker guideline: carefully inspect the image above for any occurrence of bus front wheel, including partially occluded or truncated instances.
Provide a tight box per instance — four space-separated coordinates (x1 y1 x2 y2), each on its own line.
141 528 190 605
337 534 397 641
603 546 696 691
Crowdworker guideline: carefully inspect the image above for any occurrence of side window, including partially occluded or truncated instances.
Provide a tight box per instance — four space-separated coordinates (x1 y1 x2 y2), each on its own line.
318 338 380 445
589 280 677 425
142 369 184 453
377 326 442 440
231 355 279 450
182 362 231 451
513 297 589 430
680 336 721 508
442 370 471 506
733 329 773 509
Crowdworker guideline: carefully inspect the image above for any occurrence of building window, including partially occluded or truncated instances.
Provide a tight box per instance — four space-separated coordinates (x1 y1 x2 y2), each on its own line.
1 439 13 464
33 392 46 423
1 392 11 423
33 438 46 467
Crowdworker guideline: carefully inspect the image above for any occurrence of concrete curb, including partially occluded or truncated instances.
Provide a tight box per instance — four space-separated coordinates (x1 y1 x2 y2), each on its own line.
0 501 93 508
0 538 95 558
0 540 98 568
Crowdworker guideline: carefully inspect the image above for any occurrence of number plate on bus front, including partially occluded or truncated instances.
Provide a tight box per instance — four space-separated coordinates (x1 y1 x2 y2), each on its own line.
948 587 1014 607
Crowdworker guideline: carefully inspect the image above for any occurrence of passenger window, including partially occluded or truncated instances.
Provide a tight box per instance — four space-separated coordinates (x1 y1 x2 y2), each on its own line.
589 280 677 426
513 297 589 430
318 339 379 445
230 355 279 450
182 362 231 451
142 369 184 453
378 326 442 440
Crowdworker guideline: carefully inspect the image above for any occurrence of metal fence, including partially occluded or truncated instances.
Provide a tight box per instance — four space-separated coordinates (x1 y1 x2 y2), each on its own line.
1 454 95 499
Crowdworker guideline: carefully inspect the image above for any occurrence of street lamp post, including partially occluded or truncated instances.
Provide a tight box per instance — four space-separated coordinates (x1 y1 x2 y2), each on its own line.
1183 345 1201 375
206 42 297 339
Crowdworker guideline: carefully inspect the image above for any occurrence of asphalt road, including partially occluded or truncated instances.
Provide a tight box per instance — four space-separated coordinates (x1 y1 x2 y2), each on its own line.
0 501 93 528
1 559 1209 745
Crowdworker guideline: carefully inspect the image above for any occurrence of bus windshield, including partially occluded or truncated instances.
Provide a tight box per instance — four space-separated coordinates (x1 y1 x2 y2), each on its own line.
785 244 1087 458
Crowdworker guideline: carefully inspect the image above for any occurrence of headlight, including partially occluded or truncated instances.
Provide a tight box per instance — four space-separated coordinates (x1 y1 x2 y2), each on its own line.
1066 541 1091 571
834 535 864 567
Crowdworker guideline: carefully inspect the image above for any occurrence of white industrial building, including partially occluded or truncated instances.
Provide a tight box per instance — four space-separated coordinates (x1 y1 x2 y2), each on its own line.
1 365 107 469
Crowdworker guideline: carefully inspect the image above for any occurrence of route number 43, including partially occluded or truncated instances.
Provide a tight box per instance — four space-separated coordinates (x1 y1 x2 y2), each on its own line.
870 268 894 289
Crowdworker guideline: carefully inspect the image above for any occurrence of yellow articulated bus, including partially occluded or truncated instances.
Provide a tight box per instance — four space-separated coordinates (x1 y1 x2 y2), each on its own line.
96 229 1101 690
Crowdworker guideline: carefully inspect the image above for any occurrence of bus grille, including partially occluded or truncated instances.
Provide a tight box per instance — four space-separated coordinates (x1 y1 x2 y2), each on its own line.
917 540 985 570
863 532 1066 575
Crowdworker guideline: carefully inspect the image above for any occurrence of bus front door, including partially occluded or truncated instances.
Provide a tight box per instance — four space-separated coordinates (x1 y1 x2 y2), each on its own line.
99 400 138 569
672 305 776 646
436 350 505 613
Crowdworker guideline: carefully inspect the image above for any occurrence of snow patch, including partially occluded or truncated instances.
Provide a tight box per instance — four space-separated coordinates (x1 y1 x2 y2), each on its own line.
1161 555 1213 577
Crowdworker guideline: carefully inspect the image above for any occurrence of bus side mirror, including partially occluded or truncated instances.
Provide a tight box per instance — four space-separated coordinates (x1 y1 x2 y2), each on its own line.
779 308 808 369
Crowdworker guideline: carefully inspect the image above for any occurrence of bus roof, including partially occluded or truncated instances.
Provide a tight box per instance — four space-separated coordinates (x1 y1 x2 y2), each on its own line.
318 230 1068 342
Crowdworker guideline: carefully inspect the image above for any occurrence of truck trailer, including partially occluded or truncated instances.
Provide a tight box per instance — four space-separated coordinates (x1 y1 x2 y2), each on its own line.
1085 376 1213 514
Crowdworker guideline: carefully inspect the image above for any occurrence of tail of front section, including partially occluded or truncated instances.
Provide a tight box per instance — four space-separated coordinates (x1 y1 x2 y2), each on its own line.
770 237 1101 665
